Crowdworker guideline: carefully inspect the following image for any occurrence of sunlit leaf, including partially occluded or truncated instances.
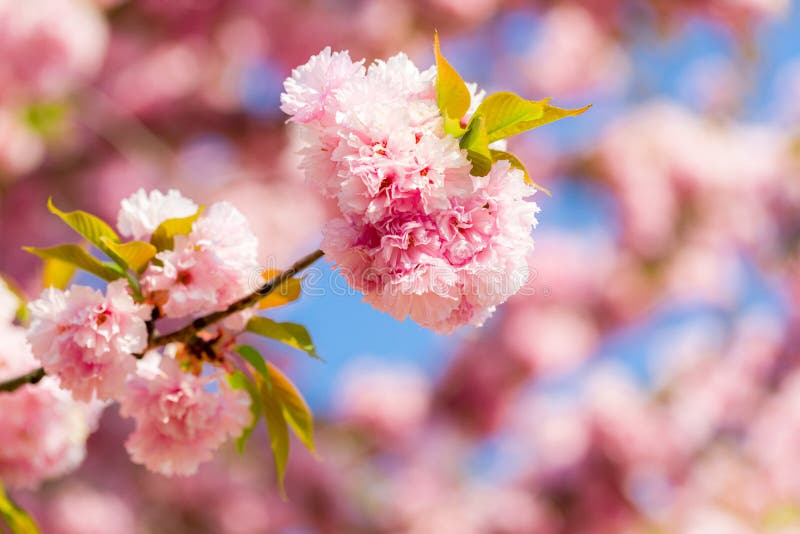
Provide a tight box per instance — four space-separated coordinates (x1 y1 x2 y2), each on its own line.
460 115 492 177
0 481 39 534
228 370 263 454
434 32 470 136
47 197 120 253
101 238 157 273
489 149 551 195
41 257 77 291
236 345 272 387
258 270 302 309
471 92 591 143
24 245 123 283
150 207 204 252
266 362 315 454
259 378 290 499
246 317 321 360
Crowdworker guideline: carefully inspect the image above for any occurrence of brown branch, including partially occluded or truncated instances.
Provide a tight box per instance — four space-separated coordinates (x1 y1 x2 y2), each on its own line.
0 249 325 394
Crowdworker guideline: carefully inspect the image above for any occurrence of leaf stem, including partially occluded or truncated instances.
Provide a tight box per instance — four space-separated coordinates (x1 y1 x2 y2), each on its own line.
0 249 325 394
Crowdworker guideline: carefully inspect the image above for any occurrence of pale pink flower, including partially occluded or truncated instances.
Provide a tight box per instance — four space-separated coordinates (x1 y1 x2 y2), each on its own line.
116 188 198 240
142 201 259 318
27 280 152 401
336 360 432 440
118 354 251 476
46 484 137 534
284 49 540 332
0 322 99 489
0 107 45 180
0 0 108 100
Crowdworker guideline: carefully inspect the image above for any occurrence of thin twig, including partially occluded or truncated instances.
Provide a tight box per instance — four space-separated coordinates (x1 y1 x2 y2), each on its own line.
0 249 325 394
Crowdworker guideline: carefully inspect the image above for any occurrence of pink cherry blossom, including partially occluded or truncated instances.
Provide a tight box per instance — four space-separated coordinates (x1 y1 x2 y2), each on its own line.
0 317 99 489
27 280 152 401
116 188 198 240
118 352 251 476
284 49 539 332
141 201 260 318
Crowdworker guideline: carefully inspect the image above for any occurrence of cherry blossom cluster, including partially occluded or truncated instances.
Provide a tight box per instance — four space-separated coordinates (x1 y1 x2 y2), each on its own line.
0 279 99 489
20 189 263 479
282 49 540 333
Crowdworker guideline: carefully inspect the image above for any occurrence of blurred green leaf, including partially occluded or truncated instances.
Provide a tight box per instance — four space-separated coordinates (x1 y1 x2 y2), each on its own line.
246 317 321 360
150 207 204 252
259 377 290 499
227 370 263 454
23 101 67 138
24 245 123 283
47 198 120 253
266 362 316 455
236 345 272 388
0 481 39 534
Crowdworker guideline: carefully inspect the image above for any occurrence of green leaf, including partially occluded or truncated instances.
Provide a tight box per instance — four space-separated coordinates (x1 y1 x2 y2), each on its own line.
236 345 272 388
24 245 124 283
0 276 30 323
489 149 551 195
259 378 290 499
246 317 321 360
47 198 120 253
228 371 263 454
101 238 157 274
150 207 204 252
0 481 40 534
471 92 591 143
434 32 470 135
41 257 77 291
266 362 315 454
460 115 492 177
258 271 302 310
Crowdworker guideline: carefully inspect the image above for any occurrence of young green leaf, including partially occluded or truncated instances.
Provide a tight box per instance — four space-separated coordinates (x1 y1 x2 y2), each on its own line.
228 370 263 454
41 257 78 291
258 270 302 310
101 238 157 274
489 149 551 195
236 345 272 388
47 197 120 252
150 207 204 252
460 115 492 177
246 317 321 360
434 32 470 135
259 378 290 499
266 362 316 454
471 92 591 142
0 481 40 534
24 245 124 283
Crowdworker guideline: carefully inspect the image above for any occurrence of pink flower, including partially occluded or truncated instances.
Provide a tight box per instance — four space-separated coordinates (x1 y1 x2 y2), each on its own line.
284 49 540 333
116 188 198 240
0 107 45 180
27 280 152 401
141 201 260 318
118 353 251 476
0 321 99 489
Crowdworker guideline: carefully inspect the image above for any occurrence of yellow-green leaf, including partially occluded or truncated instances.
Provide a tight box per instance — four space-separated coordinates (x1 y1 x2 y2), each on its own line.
266 362 315 454
489 149 551 195
24 245 123 283
101 238 157 273
42 257 77 291
228 370 262 454
47 198 120 252
460 115 492 177
0 276 30 323
150 207 204 252
434 32 470 133
471 92 591 143
258 270 302 309
259 377 290 499
246 317 321 360
236 345 272 387
0 481 40 534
